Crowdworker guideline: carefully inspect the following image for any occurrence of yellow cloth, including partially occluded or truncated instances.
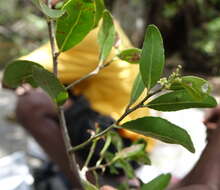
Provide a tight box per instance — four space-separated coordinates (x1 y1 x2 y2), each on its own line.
21 21 154 151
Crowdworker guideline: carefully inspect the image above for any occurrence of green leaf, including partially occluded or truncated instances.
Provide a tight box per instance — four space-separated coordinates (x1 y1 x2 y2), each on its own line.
56 0 96 52
148 90 217 111
118 183 130 190
134 151 151 165
115 159 135 179
115 143 151 165
141 173 171 190
171 76 212 100
130 73 145 104
140 25 165 89
94 0 105 27
110 130 123 151
121 116 195 153
115 144 145 160
3 60 68 105
118 48 142 64
3 60 43 88
32 66 68 105
100 132 112 156
97 10 116 62
81 179 98 190
31 0 65 19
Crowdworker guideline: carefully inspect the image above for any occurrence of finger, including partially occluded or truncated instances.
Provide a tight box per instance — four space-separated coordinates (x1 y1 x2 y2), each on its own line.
205 122 218 130
100 186 117 190
204 108 220 124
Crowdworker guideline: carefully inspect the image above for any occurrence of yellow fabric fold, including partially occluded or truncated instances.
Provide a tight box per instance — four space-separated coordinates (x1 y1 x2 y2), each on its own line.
21 21 155 151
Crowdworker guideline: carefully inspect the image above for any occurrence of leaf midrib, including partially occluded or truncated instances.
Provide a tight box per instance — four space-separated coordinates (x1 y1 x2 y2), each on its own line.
60 9 82 51
148 100 211 106
148 32 154 89
124 128 192 152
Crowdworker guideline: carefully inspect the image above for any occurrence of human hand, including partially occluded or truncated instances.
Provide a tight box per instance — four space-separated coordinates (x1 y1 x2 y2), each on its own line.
16 86 57 126
204 105 220 130
100 186 116 190
203 105 220 141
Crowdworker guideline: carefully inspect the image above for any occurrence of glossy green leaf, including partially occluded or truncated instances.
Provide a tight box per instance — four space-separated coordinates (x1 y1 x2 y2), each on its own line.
148 90 217 111
121 116 195 153
32 66 68 105
141 173 171 190
31 0 65 19
118 48 142 64
3 60 43 88
94 0 105 27
140 25 165 89
98 10 116 62
130 73 145 104
56 0 96 52
171 76 212 100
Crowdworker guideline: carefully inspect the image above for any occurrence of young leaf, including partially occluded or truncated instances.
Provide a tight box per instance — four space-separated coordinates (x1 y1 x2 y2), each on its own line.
121 116 195 153
115 144 145 160
141 173 171 190
98 10 116 62
115 159 135 179
109 131 123 151
56 0 96 52
148 90 217 111
118 48 142 64
134 151 151 165
130 73 145 104
31 0 65 19
32 66 68 105
94 0 105 27
3 60 43 88
140 25 165 90
115 143 151 165
81 179 98 190
171 76 212 100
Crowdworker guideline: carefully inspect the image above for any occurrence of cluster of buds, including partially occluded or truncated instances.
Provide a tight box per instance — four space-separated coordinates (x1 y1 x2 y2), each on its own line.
158 65 182 90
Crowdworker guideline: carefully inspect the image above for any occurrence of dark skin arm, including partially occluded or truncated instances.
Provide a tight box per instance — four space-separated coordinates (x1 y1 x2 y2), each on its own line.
16 88 82 189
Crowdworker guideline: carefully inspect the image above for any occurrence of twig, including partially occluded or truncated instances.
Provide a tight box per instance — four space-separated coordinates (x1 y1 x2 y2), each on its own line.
66 59 114 90
47 19 59 76
69 87 164 153
59 107 83 189
69 124 115 152
46 3 84 189
87 159 115 172
92 170 99 188
82 127 100 169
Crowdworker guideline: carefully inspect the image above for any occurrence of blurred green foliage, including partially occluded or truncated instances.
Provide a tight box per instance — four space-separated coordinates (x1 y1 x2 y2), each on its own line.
1 0 220 75
0 0 47 69
159 0 220 75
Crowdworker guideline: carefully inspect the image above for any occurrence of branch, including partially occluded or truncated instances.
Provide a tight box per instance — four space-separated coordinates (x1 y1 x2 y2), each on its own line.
47 18 59 76
69 124 115 153
69 86 164 153
59 107 83 188
46 4 84 189
82 127 100 169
